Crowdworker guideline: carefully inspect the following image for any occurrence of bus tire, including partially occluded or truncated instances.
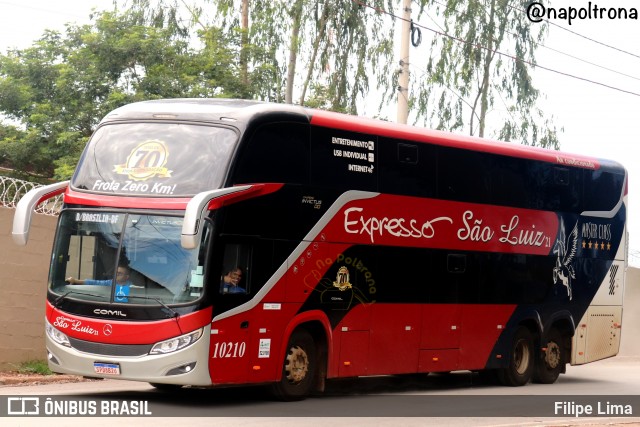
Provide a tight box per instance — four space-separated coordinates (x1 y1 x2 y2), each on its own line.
533 328 564 384
498 326 534 387
270 329 317 401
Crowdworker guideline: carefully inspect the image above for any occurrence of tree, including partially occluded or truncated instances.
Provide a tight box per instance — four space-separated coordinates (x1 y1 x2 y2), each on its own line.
0 0 561 181
0 7 242 179
94 1 399 112
409 0 560 148
204 0 396 113
297 0 396 114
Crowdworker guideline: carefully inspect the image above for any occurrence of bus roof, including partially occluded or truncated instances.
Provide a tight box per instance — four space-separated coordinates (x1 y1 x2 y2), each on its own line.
101 98 623 173
309 108 625 172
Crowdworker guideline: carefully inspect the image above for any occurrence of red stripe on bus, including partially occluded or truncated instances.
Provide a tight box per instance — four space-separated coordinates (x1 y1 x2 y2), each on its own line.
46 301 212 344
206 183 285 210
64 188 192 210
320 192 559 256
64 183 284 210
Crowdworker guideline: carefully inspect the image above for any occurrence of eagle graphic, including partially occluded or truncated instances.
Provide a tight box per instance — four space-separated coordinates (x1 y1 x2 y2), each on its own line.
553 220 579 300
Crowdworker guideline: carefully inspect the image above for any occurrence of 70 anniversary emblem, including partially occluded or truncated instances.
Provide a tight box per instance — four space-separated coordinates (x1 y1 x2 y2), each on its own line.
113 140 172 181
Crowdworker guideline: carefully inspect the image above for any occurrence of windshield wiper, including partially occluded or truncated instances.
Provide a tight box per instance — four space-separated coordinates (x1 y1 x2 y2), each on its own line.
55 291 179 319
54 290 105 308
125 295 180 319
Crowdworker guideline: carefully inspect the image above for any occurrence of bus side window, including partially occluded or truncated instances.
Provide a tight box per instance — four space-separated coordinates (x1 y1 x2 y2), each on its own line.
378 138 436 198
447 254 467 274
492 156 528 208
232 122 309 185
527 163 583 211
220 244 252 295
438 147 492 203
584 169 624 212
218 240 274 297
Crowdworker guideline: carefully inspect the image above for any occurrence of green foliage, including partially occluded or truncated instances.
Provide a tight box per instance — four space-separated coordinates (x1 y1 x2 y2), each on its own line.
0 0 558 181
0 6 243 179
207 0 397 112
410 0 560 149
17 360 54 376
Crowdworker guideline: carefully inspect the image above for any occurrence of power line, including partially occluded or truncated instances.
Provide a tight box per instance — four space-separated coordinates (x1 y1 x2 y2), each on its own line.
355 0 640 98
540 43 640 83
506 2 640 61
427 0 640 83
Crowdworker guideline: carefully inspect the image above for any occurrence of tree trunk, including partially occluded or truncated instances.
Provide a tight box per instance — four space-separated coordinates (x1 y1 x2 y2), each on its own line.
240 0 249 88
299 1 330 105
286 0 304 104
478 0 496 138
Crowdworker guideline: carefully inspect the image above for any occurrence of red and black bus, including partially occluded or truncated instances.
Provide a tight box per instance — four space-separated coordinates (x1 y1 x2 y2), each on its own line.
13 99 627 399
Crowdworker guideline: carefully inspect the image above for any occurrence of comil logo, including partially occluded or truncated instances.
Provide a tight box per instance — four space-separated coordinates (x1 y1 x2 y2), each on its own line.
114 140 172 181
94 309 127 317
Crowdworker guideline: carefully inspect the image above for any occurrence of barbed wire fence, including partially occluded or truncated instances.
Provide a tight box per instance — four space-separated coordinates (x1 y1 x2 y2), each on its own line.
0 175 63 215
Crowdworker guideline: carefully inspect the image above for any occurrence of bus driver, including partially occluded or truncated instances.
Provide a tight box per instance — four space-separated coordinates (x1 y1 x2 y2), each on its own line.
66 265 132 287
66 264 134 302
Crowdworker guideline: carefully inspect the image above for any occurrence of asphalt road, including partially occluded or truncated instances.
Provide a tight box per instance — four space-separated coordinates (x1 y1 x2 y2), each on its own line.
2 357 640 426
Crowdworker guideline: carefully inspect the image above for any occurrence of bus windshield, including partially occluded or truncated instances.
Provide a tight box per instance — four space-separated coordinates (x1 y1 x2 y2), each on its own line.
49 211 211 306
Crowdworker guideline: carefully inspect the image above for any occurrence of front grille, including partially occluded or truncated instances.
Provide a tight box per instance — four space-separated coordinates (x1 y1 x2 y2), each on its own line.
69 337 153 357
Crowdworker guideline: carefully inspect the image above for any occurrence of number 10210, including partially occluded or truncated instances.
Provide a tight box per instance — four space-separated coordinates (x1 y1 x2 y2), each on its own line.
212 341 246 358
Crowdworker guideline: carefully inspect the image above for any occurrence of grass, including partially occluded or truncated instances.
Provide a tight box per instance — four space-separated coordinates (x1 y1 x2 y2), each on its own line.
16 360 54 376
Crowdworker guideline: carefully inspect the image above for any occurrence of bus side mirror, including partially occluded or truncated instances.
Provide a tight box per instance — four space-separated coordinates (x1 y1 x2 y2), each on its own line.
181 186 252 249
12 181 69 246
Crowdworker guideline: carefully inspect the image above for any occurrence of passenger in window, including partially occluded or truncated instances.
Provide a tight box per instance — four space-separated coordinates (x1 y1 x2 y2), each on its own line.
220 267 246 294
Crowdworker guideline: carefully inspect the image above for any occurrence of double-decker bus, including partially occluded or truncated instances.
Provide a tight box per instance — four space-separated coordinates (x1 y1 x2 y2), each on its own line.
13 99 627 399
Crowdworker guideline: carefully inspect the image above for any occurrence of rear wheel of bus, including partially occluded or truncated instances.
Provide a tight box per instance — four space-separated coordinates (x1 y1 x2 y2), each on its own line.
533 328 564 384
271 329 317 401
498 326 534 386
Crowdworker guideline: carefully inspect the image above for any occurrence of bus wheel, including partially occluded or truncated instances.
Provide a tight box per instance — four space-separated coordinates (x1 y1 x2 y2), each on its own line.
271 329 316 401
533 328 564 384
498 327 534 387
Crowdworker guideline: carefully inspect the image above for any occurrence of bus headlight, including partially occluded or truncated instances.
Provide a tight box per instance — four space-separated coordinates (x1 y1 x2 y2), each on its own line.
45 319 71 347
150 328 203 355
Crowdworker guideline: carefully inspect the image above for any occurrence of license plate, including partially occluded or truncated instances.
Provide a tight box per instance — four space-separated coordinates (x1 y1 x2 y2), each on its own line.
94 362 121 375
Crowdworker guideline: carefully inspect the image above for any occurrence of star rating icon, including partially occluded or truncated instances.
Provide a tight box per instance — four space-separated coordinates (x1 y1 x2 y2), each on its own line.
581 240 612 251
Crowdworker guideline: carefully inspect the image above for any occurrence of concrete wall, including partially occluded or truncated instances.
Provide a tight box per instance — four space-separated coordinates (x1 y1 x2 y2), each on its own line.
0 206 637 371
0 208 57 370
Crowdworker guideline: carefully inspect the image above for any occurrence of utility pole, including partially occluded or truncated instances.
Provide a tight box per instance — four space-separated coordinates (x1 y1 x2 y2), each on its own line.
240 0 249 87
397 0 411 124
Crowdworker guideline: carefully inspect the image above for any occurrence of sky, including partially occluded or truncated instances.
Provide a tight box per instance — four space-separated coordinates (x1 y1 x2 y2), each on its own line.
0 0 638 266
526 0 640 267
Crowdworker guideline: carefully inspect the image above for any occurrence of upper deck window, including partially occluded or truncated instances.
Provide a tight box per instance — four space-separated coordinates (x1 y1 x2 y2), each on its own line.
72 122 238 196
232 122 309 185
